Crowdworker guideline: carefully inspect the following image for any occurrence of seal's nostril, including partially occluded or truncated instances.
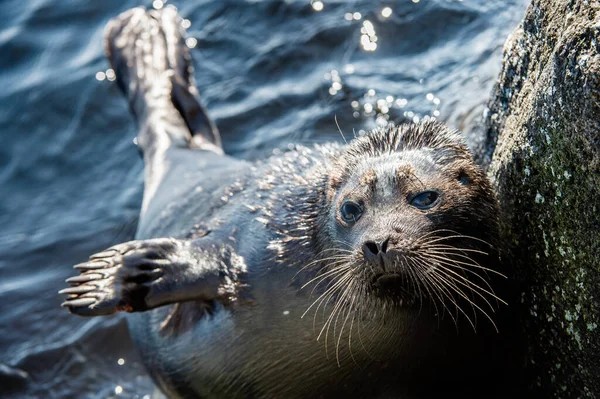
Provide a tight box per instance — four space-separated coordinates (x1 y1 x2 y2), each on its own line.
364 241 379 256
380 237 389 254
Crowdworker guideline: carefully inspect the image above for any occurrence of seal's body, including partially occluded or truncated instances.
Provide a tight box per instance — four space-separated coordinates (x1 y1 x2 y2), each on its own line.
61 7 514 398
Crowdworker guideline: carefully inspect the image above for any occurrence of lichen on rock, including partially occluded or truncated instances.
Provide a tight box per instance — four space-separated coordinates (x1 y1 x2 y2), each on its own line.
484 0 600 397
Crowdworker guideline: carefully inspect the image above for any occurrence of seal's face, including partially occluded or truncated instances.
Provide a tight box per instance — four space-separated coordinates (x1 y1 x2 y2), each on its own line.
313 122 502 330
328 152 485 305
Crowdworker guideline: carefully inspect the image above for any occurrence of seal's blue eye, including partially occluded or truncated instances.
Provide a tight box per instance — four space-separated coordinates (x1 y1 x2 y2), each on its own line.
340 201 363 223
410 191 440 210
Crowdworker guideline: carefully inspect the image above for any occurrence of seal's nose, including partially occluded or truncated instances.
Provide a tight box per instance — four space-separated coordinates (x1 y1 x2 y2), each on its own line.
362 237 390 261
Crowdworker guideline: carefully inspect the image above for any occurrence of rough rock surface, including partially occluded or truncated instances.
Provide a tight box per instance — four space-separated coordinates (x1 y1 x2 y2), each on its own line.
484 0 600 397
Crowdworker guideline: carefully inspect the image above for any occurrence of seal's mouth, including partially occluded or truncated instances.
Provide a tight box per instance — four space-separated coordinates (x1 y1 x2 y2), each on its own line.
371 273 415 306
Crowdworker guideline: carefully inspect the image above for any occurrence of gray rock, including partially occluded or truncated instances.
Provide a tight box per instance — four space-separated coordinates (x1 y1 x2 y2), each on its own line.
484 0 600 397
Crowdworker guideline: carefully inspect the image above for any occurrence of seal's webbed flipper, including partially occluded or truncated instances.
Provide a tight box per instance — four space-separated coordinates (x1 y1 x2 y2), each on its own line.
104 7 222 155
60 238 243 317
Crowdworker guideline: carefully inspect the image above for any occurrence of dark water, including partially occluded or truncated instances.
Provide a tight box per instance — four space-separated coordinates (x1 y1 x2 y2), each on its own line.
0 0 528 397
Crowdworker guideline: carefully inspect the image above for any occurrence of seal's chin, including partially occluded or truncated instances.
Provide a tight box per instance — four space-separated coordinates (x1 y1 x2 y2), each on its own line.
371 273 417 307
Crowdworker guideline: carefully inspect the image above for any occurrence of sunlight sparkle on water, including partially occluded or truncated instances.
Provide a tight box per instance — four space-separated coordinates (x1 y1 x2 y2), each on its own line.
382 7 393 18
117 358 125 365
115 385 123 395
153 0 164 10
395 98 408 107
106 69 116 81
326 69 343 96
362 20 375 36
181 19 191 29
186 38 197 48
95 72 106 81
353 12 362 20
360 20 378 52
311 1 324 11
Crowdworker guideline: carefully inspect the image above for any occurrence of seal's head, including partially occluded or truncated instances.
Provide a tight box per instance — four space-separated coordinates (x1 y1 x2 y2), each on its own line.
310 121 502 328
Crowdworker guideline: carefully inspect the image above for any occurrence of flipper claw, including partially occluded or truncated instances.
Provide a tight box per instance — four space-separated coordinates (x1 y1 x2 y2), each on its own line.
59 285 96 295
61 298 96 308
74 260 110 270
65 273 103 284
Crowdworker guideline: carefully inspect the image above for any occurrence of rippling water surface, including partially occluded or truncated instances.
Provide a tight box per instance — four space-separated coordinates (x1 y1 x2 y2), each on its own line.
0 0 527 397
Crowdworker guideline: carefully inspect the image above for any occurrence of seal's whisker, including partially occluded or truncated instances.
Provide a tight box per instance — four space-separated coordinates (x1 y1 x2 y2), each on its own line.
335 114 348 145
418 233 492 248
310 265 352 296
405 256 432 318
304 263 353 292
331 239 355 251
430 263 495 313
317 272 356 346
307 272 350 315
335 282 357 366
421 245 489 256
424 258 498 332
316 275 349 322
415 254 473 326
320 246 355 254
429 263 502 316
304 269 355 320
411 257 458 326
340 282 363 367
354 284 374 360
320 272 357 349
421 254 498 302
347 306 360 367
313 274 353 340
321 274 354 341
421 248 504 278
421 250 492 279
355 290 377 360
295 254 349 276
420 254 505 306
298 254 347 270
313 246 352 258
426 269 476 330
420 252 499 298
412 228 472 246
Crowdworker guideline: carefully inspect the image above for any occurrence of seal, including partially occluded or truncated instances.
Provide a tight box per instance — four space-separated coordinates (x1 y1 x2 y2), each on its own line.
60 7 515 398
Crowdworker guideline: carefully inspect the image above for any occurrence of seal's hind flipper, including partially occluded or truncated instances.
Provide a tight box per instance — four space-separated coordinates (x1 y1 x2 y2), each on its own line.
104 7 222 154
60 238 244 317
157 8 222 151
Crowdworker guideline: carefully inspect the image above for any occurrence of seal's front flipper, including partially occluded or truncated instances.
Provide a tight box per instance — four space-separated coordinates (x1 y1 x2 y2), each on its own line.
60 238 243 317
